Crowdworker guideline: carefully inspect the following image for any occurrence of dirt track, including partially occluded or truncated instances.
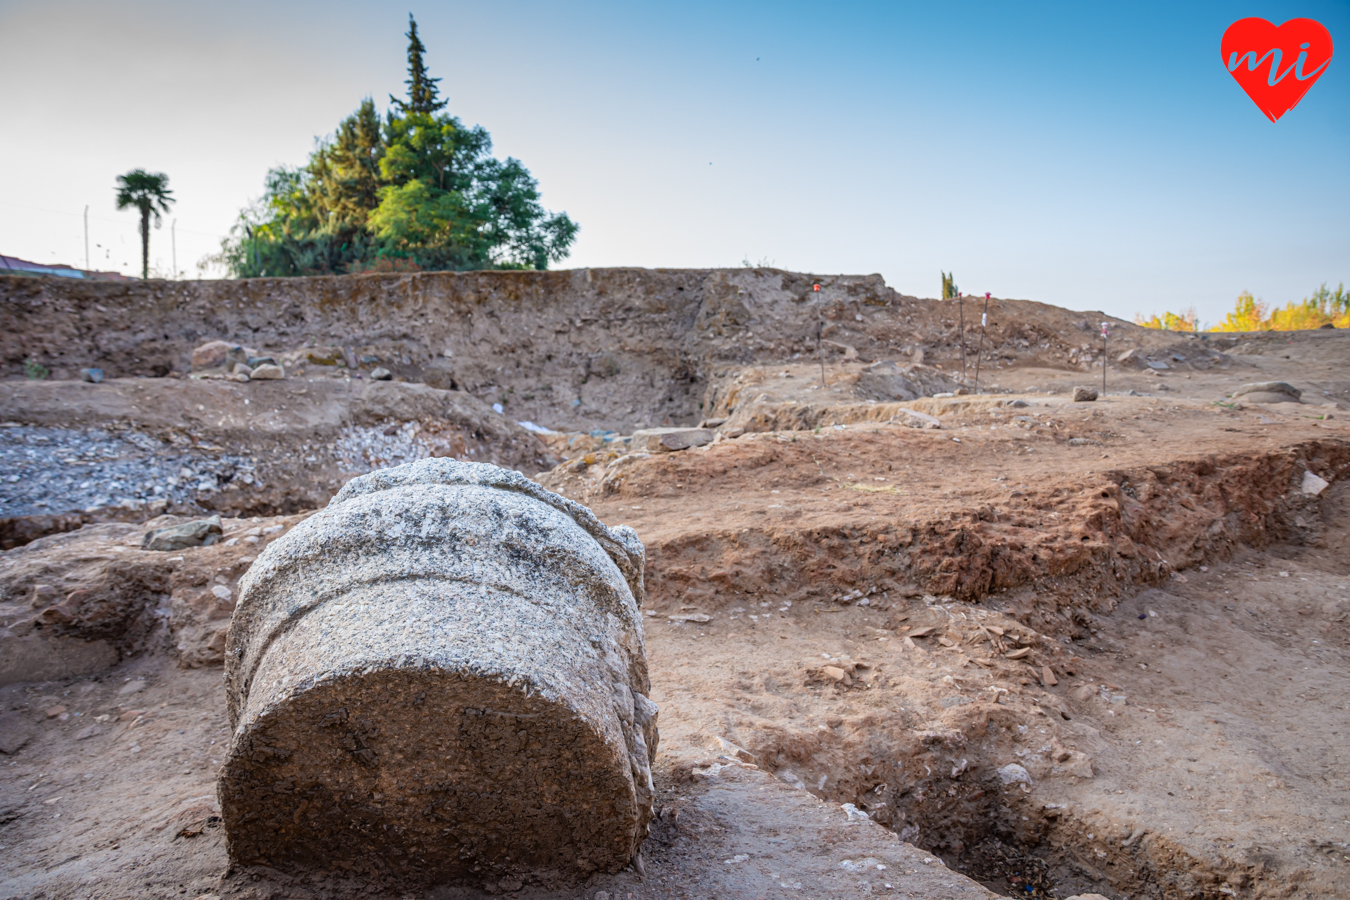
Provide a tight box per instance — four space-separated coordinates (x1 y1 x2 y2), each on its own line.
1 269 1348 899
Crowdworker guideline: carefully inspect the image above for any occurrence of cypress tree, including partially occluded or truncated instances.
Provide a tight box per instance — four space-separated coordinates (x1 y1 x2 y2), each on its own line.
391 15 446 115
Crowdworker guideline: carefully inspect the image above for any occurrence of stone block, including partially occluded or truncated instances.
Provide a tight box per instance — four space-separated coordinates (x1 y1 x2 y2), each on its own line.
219 460 657 888
629 427 713 452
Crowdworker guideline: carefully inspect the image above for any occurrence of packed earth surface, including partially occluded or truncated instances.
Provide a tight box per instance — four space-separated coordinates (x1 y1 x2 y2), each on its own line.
1 268 1347 900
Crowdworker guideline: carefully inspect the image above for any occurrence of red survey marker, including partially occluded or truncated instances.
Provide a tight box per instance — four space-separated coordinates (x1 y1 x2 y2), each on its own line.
1221 18 1334 121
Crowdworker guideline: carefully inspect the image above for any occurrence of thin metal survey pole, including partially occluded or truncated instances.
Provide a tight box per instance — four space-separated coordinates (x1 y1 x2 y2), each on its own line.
973 292 990 391
958 292 966 382
814 283 826 388
1101 321 1110 395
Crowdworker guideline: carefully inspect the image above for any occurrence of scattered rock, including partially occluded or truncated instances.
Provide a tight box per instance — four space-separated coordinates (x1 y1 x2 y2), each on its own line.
1233 382 1301 404
821 665 851 685
370 367 393 381
1302 470 1331 496
249 363 285 380
74 725 101 740
854 361 958 402
118 679 147 695
997 763 1032 785
891 408 942 429
631 427 714 452
670 612 711 623
80 368 103 383
219 459 656 885
1146 360 1169 370
1073 386 1098 402
0 712 33 754
191 341 234 370
44 705 67 718
141 516 222 551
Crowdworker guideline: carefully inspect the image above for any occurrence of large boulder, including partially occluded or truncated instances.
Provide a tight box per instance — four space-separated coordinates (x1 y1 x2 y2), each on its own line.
853 360 959 402
218 460 657 889
1232 381 1301 404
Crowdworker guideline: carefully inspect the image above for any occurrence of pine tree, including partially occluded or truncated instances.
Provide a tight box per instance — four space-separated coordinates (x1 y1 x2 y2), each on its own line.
391 15 446 115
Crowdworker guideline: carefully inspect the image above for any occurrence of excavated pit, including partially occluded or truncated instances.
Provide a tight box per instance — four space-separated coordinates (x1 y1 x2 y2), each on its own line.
3 269 1349 900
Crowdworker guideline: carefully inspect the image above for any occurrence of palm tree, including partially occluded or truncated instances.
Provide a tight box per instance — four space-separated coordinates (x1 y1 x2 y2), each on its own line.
115 170 175 279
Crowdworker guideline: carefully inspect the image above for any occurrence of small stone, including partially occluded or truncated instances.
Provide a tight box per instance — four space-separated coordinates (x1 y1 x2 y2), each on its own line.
81 367 104 383
1041 666 1058 686
0 712 34 754
246 356 278 369
1073 386 1098 402
211 585 233 601
1005 647 1032 659
821 665 850 684
249 363 285 380
997 763 1032 785
141 516 223 551
232 363 254 378
669 612 711 623
118 679 147 695
118 709 145 721
1301 471 1330 496
370 367 393 381
192 340 234 370
630 427 714 452
44 705 67 718
74 725 101 740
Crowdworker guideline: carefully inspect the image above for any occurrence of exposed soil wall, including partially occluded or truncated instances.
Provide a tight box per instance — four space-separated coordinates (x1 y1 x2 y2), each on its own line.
1 269 1174 433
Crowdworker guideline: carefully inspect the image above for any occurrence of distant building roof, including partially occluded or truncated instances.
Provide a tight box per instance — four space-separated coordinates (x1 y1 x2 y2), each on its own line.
0 254 135 281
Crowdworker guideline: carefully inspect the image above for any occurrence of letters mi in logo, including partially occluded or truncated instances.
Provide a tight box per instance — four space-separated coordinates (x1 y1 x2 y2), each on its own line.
1222 18 1334 121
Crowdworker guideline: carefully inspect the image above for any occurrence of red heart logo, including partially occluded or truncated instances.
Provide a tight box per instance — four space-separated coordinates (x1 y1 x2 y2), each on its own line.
1222 18 1334 121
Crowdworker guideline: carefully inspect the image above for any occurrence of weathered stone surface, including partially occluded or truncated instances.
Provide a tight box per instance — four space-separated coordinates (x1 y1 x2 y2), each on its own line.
248 363 284 380
1233 381 1300 400
219 459 657 887
1073 386 1098 402
853 360 958 402
191 340 233 370
141 515 222 551
630 427 713 452
370 366 393 381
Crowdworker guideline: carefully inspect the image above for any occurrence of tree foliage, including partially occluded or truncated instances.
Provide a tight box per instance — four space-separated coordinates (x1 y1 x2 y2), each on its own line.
1136 284 1349 333
1134 307 1199 332
217 15 576 277
941 271 958 300
115 169 174 279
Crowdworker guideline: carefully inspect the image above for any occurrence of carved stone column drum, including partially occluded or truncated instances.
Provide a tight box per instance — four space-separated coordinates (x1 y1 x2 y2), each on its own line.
218 460 657 887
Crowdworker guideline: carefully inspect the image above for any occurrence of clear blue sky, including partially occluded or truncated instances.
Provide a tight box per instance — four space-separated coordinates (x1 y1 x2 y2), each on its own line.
1 0 1345 326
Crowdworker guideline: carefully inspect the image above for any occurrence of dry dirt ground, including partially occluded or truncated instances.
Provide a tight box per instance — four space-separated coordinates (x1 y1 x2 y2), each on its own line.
1 277 1347 900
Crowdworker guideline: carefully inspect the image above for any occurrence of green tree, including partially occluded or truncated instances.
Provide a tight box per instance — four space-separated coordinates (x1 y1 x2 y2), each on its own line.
941 271 958 300
390 14 446 116
115 169 174 279
215 15 576 277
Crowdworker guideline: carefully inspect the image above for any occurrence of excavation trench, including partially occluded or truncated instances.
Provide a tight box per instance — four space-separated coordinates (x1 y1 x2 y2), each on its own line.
655 448 1349 900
